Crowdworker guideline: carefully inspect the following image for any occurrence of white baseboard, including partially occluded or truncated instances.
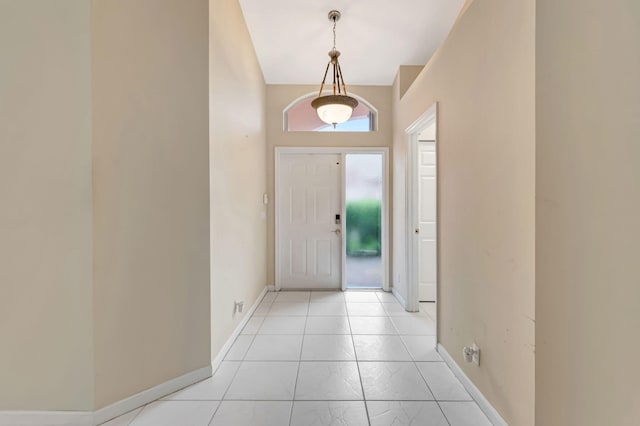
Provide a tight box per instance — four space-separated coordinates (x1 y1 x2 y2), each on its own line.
94 365 211 425
98 286 270 424
211 286 269 371
266 285 275 291
1 287 274 426
0 411 93 426
437 343 508 426
1 364 212 426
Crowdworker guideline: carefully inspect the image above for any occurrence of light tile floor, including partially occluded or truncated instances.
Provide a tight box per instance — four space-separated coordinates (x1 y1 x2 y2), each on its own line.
102 291 492 426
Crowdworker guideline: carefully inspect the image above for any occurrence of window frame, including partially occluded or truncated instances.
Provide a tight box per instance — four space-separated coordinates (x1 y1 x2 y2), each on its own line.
283 92 379 133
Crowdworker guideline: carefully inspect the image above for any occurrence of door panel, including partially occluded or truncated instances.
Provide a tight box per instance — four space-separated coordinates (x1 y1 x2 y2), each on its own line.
418 142 437 301
290 240 307 274
316 239 332 276
279 154 342 289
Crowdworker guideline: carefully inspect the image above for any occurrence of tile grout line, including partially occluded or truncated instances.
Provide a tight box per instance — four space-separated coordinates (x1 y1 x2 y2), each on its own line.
345 293 372 426
434 401 452 426
397 306 451 426
205 402 218 426
287 292 310 426
123 404 144 426
127 296 273 425
209 290 274 424
147 291 276 426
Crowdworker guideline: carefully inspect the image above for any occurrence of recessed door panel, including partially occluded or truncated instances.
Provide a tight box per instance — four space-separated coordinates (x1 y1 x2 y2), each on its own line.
315 239 333 276
290 240 307 275
290 187 307 224
314 187 332 225
420 176 437 222
419 240 437 283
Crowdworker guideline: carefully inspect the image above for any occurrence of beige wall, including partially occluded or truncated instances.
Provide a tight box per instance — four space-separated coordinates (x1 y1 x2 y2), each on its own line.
91 0 211 408
393 0 535 424
535 1 640 424
266 85 393 285
398 66 424 99
210 0 268 358
1 0 261 412
0 0 95 411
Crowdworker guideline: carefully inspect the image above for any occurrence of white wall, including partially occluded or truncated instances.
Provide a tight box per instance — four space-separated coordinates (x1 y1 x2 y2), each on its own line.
0 0 94 411
393 0 535 424
536 0 640 424
265 85 393 286
210 0 268 358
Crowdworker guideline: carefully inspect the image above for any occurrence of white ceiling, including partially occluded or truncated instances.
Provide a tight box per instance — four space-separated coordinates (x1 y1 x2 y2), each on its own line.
238 0 466 86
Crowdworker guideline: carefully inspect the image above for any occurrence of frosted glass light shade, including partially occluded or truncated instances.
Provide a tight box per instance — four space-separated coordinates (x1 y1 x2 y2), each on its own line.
311 95 359 126
317 103 353 125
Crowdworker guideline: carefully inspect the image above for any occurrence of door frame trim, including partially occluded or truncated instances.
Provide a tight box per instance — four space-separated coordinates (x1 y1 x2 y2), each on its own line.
404 103 439 312
275 147 390 292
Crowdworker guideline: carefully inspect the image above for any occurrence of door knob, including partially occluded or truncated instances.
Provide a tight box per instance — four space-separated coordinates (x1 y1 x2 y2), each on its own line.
415 228 420 234
333 229 341 235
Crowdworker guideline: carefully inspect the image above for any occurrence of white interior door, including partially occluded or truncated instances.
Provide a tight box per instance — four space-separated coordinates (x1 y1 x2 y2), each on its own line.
418 142 437 301
278 154 342 289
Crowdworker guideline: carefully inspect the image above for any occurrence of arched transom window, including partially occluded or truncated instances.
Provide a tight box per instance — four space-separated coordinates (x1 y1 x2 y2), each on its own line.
284 93 377 132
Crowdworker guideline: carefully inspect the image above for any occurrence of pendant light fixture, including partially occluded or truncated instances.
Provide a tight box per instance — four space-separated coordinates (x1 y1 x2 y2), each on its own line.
311 10 358 127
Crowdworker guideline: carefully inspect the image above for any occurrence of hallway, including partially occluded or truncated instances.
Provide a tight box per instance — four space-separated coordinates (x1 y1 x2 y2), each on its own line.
103 291 491 425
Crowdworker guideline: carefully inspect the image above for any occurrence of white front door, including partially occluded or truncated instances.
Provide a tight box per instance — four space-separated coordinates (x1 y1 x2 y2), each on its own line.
418 142 437 301
278 154 342 289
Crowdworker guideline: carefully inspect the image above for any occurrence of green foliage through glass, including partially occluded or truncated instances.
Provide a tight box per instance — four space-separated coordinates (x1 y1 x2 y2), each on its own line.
346 199 381 256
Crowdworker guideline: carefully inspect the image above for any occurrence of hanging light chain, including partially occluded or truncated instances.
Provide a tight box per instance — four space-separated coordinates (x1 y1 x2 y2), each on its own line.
330 14 347 96
311 10 359 127
332 16 337 51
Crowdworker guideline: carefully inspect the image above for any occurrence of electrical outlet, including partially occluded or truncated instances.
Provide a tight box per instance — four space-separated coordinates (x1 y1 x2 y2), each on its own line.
472 343 480 366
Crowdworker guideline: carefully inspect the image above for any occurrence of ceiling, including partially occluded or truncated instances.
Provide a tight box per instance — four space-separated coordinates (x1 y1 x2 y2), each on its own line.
238 0 466 86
